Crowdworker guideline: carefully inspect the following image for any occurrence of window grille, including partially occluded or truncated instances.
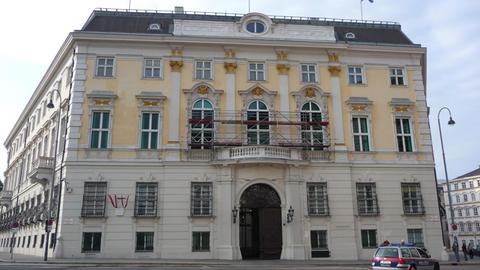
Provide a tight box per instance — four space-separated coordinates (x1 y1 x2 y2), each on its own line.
81 182 107 217
307 183 329 216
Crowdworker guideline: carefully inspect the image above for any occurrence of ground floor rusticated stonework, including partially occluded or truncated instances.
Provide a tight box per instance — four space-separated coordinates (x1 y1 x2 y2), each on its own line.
0 161 443 260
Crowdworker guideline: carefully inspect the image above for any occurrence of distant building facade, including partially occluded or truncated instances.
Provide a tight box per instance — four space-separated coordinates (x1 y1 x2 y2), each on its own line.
0 8 443 260
443 168 480 248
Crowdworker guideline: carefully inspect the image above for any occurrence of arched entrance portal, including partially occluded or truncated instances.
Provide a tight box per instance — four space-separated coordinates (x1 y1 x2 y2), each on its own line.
239 184 282 259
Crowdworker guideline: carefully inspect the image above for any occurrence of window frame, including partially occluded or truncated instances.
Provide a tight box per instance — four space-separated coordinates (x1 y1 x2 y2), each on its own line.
191 182 213 217
143 58 162 79
356 183 379 215
401 183 425 215
300 63 317 83
192 231 210 252
246 100 270 145
194 60 213 80
190 99 214 149
395 117 415 152
89 111 111 149
352 116 371 152
135 232 154 252
81 182 107 217
361 229 377 249
310 230 328 251
81 232 102 253
134 182 158 217
347 65 365 85
306 183 329 216
139 111 160 150
300 102 324 150
407 228 424 247
248 62 266 81
95 56 115 77
389 67 407 86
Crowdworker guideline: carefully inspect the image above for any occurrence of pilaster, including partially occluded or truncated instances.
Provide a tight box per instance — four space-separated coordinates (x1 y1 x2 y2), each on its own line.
328 52 347 161
166 48 183 161
224 49 237 141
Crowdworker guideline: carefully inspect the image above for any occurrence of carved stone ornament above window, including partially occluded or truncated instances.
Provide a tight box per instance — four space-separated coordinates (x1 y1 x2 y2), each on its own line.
183 83 224 110
135 91 166 110
346 96 373 115
389 98 414 116
86 90 117 108
292 85 329 117
238 84 277 109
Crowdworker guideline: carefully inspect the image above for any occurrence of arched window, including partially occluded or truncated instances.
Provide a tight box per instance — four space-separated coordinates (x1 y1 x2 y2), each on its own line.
300 102 323 150
191 99 214 149
247 100 270 145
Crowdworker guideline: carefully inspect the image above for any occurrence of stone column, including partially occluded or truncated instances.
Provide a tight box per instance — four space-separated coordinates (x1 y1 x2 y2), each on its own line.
224 49 237 142
215 166 235 259
276 50 291 143
282 166 307 259
327 53 347 161
165 48 183 161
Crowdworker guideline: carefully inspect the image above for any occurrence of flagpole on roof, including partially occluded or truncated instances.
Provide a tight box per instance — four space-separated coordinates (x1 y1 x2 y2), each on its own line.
248 0 251 13
128 0 132 10
360 0 364 20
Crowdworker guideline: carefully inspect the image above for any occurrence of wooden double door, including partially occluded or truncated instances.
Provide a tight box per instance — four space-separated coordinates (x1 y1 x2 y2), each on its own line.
239 184 282 260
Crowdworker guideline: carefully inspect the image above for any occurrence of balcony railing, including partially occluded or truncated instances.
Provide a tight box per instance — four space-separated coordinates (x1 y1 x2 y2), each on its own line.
217 145 303 161
29 156 55 185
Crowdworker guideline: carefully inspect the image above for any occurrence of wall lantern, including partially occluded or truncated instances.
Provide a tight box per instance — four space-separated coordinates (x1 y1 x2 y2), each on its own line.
232 206 239 223
287 205 294 223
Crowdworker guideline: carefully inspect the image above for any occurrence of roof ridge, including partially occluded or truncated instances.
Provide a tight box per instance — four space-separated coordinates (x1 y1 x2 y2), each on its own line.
455 167 480 179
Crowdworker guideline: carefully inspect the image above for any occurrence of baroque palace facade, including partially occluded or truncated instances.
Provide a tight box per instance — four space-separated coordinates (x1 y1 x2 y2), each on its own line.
0 8 443 260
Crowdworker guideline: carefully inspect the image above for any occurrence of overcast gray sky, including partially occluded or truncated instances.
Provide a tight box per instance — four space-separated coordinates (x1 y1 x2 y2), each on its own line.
0 0 478 181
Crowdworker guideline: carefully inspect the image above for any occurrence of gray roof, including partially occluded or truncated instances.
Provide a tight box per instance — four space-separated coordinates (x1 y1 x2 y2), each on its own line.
455 167 480 179
80 9 415 45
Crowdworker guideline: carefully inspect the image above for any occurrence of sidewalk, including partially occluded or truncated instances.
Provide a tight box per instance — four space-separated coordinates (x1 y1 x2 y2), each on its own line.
1 251 480 266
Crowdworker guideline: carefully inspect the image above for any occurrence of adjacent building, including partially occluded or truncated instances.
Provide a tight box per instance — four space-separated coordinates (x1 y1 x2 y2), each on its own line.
443 168 480 248
0 8 443 260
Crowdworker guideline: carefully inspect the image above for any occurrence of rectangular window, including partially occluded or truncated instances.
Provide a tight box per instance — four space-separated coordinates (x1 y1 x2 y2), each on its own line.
27 236 31 248
81 182 107 217
357 183 379 215
458 209 462 217
454 183 458 190
311 230 329 257
50 233 56 248
140 112 159 149
396 118 413 152
134 183 158 217
407 229 424 247
33 235 37 248
191 182 213 216
469 181 474 188
462 182 466 189
40 234 45 248
474 207 478 216
192 231 210 252
352 117 370 152
348 66 364 84
82 232 102 253
144 58 161 78
307 183 329 216
361 229 377 248
136 232 154 252
195 60 212 80
390 67 405 86
248 63 265 81
22 236 25 247
96 57 114 77
401 183 424 215
90 111 110 149
301 64 316 83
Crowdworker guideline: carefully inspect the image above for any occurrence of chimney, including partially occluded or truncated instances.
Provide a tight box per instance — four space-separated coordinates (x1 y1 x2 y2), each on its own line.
175 6 184 14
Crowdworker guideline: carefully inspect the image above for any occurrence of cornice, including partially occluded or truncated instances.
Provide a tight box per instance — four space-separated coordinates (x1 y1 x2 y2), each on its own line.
4 33 75 147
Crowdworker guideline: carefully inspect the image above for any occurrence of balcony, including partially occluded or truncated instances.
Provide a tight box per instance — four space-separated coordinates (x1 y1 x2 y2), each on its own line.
28 156 55 186
0 191 13 207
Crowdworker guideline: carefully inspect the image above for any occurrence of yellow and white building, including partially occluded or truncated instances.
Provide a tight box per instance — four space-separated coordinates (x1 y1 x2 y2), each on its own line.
0 8 443 260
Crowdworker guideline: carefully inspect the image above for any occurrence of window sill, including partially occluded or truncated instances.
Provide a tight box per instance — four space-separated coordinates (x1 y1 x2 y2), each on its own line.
189 215 215 219
134 215 159 219
192 250 210 252
93 76 116 79
300 81 319 84
247 80 267 83
135 250 154 253
142 76 163 80
390 84 408 88
194 78 213 81
348 83 368 87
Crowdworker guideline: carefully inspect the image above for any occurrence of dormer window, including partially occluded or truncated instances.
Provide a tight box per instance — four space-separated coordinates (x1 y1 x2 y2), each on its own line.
148 23 161 31
345 32 356 39
246 20 265 33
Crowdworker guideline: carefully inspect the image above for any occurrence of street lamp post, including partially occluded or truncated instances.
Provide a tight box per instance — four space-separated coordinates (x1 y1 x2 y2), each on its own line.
437 107 456 244
44 89 62 261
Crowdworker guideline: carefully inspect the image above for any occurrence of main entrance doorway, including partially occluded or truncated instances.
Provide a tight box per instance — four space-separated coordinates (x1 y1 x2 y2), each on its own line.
239 184 282 259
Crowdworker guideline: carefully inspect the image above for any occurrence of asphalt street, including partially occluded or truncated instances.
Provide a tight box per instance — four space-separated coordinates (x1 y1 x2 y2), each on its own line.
0 263 478 270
